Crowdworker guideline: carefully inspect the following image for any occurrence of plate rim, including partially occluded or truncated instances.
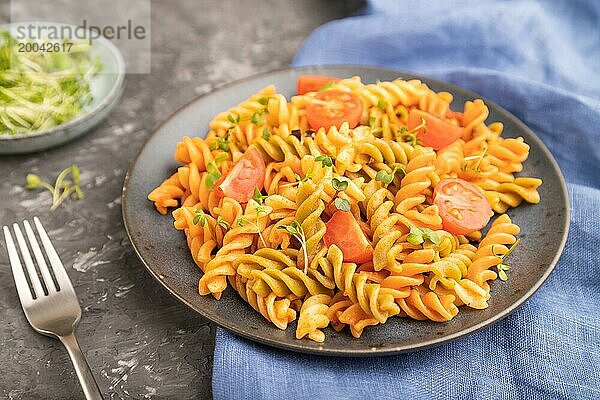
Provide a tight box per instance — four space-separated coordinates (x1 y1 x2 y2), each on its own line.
122 65 571 356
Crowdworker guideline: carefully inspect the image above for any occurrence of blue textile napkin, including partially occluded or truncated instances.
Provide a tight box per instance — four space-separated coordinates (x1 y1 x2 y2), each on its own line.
213 1 600 398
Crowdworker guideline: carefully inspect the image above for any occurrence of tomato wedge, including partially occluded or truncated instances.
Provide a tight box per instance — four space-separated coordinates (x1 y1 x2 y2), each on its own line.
407 109 464 150
306 90 363 131
297 75 341 95
324 211 373 263
216 147 265 203
434 178 493 235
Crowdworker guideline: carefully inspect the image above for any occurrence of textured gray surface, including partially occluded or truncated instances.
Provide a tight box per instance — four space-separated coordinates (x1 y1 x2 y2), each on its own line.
0 1 361 399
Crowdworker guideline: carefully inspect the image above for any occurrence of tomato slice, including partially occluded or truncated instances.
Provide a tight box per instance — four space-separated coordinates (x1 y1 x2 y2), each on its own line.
324 211 373 264
306 90 363 131
297 75 341 95
216 147 265 203
407 109 464 150
434 178 493 235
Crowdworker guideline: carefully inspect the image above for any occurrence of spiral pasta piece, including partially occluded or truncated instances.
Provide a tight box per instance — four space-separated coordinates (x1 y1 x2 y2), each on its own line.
295 180 327 267
148 172 185 215
467 214 520 291
296 294 332 342
198 200 272 299
395 146 443 230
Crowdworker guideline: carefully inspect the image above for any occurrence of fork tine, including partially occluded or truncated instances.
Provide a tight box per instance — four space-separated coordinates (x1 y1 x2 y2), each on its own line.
23 220 57 293
12 223 45 298
33 217 75 293
3 226 34 304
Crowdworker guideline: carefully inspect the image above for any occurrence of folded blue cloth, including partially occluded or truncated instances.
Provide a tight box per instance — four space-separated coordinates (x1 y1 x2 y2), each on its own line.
213 1 600 398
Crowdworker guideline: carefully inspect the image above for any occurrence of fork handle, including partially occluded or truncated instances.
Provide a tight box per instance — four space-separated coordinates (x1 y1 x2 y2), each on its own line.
59 333 104 400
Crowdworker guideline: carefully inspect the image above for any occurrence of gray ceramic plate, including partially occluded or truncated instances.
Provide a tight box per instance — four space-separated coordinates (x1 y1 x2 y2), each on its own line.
0 22 125 154
122 66 569 356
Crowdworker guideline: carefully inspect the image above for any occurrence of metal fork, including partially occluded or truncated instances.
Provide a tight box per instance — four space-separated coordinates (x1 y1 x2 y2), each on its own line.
3 217 103 400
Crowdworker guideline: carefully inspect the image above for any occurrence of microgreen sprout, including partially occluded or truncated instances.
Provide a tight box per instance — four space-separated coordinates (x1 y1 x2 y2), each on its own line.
210 131 230 152
315 154 334 168
216 215 230 230
0 30 101 135
257 97 270 106
193 209 208 227
236 205 268 247
397 127 420 147
398 116 427 146
261 127 271 141
331 177 348 192
406 226 440 246
375 165 405 185
205 159 222 189
227 113 241 126
492 239 521 281
377 98 388 110
252 188 269 204
251 108 267 125
280 170 313 188
326 177 351 211
461 146 488 173
24 165 83 211
333 198 351 212
278 220 309 273
368 116 382 134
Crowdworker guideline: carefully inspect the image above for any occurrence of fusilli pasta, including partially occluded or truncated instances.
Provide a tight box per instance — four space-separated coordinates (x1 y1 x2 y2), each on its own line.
148 75 542 341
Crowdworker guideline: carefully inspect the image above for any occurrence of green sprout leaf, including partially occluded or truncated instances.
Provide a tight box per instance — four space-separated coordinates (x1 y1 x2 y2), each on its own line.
420 227 440 245
278 220 309 273
193 209 208 227
375 165 404 185
282 171 313 189
251 111 263 125
25 174 42 190
205 171 221 189
377 99 388 110
462 146 488 174
252 188 268 204
406 227 425 245
315 154 334 168
71 165 80 185
375 170 393 185
257 97 269 105
216 215 230 230
24 165 83 210
331 177 348 192
406 226 440 246
398 127 421 147
492 239 521 282
334 198 351 212
212 137 229 152
262 127 271 141
497 265 510 281
205 159 223 189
